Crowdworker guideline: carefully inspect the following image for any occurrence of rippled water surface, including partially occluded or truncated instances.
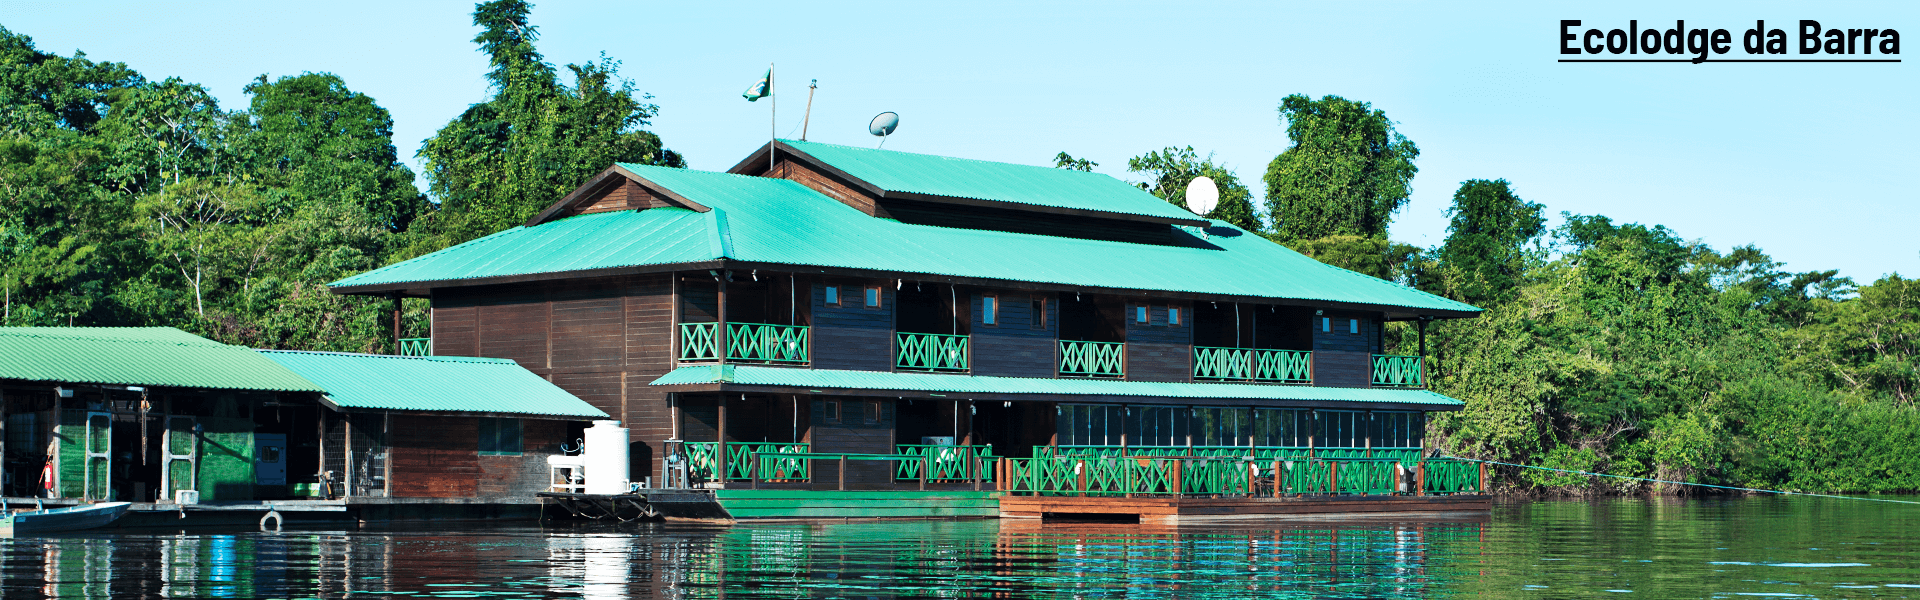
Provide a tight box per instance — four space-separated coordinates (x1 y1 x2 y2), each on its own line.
1 497 1916 598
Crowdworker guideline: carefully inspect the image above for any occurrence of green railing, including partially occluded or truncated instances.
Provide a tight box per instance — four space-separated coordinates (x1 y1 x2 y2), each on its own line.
1192 347 1312 383
728 323 810 364
1039 446 1424 465
1059 341 1125 377
683 442 812 482
894 444 996 481
399 338 430 356
895 333 969 372
1422 459 1484 494
680 323 721 362
1371 354 1424 387
1005 455 1465 497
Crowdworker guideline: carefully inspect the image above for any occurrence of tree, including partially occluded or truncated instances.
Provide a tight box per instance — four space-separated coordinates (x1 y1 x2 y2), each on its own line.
1263 94 1419 241
1437 179 1545 306
1126 146 1261 232
417 0 683 247
1053 152 1096 172
238 73 427 232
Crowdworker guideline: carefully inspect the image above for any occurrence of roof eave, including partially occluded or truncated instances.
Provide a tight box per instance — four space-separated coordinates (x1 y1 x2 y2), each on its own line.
653 381 1462 412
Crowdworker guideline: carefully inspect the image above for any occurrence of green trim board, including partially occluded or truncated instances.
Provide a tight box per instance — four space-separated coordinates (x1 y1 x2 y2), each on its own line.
257 350 609 419
651 365 1465 408
714 490 1000 519
331 165 1478 316
0 327 323 392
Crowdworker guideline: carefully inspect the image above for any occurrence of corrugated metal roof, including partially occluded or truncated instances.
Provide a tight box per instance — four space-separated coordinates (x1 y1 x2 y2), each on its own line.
331 166 1478 315
258 351 609 419
0 327 324 392
651 365 1464 407
780 139 1202 223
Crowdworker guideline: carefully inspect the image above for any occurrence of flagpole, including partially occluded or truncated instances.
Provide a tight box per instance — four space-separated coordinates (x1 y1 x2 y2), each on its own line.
769 62 775 174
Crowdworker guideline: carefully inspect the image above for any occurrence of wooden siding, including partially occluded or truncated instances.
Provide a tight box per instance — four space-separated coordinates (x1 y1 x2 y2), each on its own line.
809 398 895 488
770 159 886 217
970 291 1058 378
552 179 665 219
1125 301 1192 382
389 415 478 498
428 274 674 474
811 280 894 372
474 419 565 498
1312 312 1379 388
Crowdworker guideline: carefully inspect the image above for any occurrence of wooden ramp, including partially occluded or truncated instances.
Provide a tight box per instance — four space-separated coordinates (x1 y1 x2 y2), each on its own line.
999 495 1492 526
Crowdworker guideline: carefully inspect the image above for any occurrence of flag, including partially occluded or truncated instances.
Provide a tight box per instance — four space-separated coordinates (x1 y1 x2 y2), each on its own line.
742 69 770 101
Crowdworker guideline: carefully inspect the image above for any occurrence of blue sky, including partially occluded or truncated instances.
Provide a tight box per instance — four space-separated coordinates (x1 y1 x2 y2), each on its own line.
5 0 1914 281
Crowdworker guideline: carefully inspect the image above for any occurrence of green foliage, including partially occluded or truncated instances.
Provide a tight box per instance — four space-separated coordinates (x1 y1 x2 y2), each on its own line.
415 0 683 250
1436 179 1544 306
1263 94 1419 242
1277 234 1422 283
1052 152 1096 172
1125 146 1261 232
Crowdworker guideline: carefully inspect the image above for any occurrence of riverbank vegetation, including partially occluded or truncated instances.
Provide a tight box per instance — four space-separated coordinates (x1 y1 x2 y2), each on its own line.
3 4 1912 495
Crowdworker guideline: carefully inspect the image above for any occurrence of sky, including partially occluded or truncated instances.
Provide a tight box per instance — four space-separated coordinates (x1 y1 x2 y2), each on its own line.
4 0 1914 281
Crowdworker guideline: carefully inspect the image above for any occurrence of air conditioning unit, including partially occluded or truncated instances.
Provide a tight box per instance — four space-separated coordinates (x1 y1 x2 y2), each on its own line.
174 489 200 505
921 436 955 446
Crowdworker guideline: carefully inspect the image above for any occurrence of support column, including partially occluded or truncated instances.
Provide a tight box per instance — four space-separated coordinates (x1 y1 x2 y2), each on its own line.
715 395 728 487
390 294 402 355
716 274 729 365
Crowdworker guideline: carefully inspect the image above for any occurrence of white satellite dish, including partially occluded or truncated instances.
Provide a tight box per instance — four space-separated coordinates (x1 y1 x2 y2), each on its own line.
869 112 899 148
1186 176 1219 217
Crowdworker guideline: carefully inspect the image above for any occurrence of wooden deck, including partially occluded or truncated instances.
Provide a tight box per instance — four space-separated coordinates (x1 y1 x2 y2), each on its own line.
999 494 1492 525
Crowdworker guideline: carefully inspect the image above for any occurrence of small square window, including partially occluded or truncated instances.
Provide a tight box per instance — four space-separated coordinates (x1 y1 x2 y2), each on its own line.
824 400 841 424
1322 317 1331 332
1349 318 1359 334
1031 296 1049 330
982 295 998 325
863 401 881 424
1136 305 1149 324
478 417 523 456
1168 306 1181 326
825 285 841 306
865 286 881 308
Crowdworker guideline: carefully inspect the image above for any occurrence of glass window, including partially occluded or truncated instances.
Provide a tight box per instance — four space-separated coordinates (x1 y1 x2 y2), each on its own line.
478 417 522 456
865 286 881 308
863 400 881 424
1168 306 1181 326
823 400 841 424
1321 317 1331 332
983 296 998 325
1349 318 1359 334
825 286 840 306
1031 296 1048 330
1136 305 1149 324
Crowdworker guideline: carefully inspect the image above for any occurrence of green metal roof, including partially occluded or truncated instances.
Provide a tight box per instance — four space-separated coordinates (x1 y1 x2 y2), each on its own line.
0 327 324 392
778 139 1203 223
651 365 1464 408
257 351 609 419
335 166 1477 315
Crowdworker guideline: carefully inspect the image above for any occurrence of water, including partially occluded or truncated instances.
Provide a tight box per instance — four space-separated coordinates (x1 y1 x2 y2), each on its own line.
1 497 1915 598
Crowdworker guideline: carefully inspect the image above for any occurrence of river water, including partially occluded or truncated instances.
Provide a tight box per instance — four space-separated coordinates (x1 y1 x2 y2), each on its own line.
0 497 1915 598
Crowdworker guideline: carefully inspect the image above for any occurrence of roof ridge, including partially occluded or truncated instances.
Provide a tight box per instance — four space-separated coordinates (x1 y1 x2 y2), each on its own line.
253 349 515 364
780 139 1083 175
0 328 227 346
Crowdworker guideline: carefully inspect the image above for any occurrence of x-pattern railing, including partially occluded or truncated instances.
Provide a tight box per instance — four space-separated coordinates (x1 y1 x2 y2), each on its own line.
1059 341 1125 377
1192 347 1311 383
895 333 969 372
1371 354 1424 387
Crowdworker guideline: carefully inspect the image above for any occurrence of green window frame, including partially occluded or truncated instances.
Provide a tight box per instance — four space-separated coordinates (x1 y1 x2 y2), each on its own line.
478 417 523 456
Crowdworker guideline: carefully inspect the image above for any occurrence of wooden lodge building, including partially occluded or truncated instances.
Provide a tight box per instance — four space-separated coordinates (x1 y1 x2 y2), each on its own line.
329 140 1490 521
0 326 607 520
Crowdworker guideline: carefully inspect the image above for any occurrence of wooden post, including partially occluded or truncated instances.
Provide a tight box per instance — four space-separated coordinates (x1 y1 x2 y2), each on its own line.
972 453 981 492
750 453 760 490
1416 462 1426 496
1329 461 1338 495
1075 459 1086 496
838 455 847 491
919 452 929 491
1272 460 1282 498
1480 462 1489 494
716 274 728 365
390 294 402 355
716 397 728 487
1307 410 1316 460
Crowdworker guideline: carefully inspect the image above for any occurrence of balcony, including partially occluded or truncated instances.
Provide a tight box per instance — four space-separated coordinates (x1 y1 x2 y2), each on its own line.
1192 347 1311 384
895 333 969 372
1059 340 1125 377
1371 354 1424 388
678 322 810 365
399 337 430 357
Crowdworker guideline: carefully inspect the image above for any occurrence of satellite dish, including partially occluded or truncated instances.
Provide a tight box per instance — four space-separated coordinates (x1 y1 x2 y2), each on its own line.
869 112 899 148
1186 176 1219 217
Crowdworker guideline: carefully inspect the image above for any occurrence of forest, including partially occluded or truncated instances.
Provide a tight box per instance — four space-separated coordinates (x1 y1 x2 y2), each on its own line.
2 2 1914 495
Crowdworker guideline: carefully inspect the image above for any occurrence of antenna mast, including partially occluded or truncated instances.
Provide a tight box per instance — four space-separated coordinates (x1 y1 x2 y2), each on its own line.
801 79 818 141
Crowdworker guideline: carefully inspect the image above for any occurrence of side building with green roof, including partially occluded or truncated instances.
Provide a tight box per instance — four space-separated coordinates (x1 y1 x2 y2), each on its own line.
330 140 1487 514
0 327 608 512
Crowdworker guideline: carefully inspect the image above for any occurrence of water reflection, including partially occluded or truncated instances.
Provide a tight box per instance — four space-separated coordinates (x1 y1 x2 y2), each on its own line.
0 497 1914 598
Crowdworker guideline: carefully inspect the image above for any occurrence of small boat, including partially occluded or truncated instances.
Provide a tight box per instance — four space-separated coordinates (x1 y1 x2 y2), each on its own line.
1 502 133 535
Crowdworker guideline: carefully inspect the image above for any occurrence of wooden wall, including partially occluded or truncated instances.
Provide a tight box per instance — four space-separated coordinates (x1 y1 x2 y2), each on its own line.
1124 301 1193 382
1312 312 1381 388
429 273 674 475
810 279 895 372
970 290 1057 378
770 159 885 216
808 398 896 488
389 415 567 499
551 179 672 220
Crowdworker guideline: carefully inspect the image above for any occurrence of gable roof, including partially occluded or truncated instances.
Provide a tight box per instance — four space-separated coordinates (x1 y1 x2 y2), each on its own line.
738 139 1208 226
334 165 1477 316
0 327 323 392
257 350 608 419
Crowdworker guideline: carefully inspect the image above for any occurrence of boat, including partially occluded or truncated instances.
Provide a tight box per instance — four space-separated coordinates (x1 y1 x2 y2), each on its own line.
1 502 133 535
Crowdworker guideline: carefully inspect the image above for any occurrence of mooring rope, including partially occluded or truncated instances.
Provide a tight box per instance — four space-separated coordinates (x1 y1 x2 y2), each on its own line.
1439 456 1920 505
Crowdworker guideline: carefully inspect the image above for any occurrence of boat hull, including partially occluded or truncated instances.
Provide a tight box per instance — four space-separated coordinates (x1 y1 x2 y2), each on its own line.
2 502 133 535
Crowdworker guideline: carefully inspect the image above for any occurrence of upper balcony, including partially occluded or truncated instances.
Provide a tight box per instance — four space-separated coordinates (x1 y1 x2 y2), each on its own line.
679 322 810 365
1370 354 1423 388
1192 346 1310 384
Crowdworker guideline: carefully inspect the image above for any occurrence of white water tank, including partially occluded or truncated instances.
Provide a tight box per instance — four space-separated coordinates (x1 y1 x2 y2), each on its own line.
583 420 630 495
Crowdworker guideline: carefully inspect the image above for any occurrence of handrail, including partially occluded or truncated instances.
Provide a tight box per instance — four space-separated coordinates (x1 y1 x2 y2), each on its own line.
1371 354 1424 387
684 442 810 482
1059 340 1125 377
398 338 431 357
1004 455 1483 497
895 444 996 481
896 333 969 372
1192 347 1311 383
679 323 720 361
728 322 809 364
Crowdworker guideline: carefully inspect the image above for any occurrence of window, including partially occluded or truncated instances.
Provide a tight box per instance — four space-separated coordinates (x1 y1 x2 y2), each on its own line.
1349 318 1359 334
825 285 841 306
982 295 998 325
478 417 523 456
1031 296 1049 330
1168 306 1181 326
1136 305 1149 324
1321 317 1331 332
823 400 841 424
863 400 882 424
864 286 882 308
